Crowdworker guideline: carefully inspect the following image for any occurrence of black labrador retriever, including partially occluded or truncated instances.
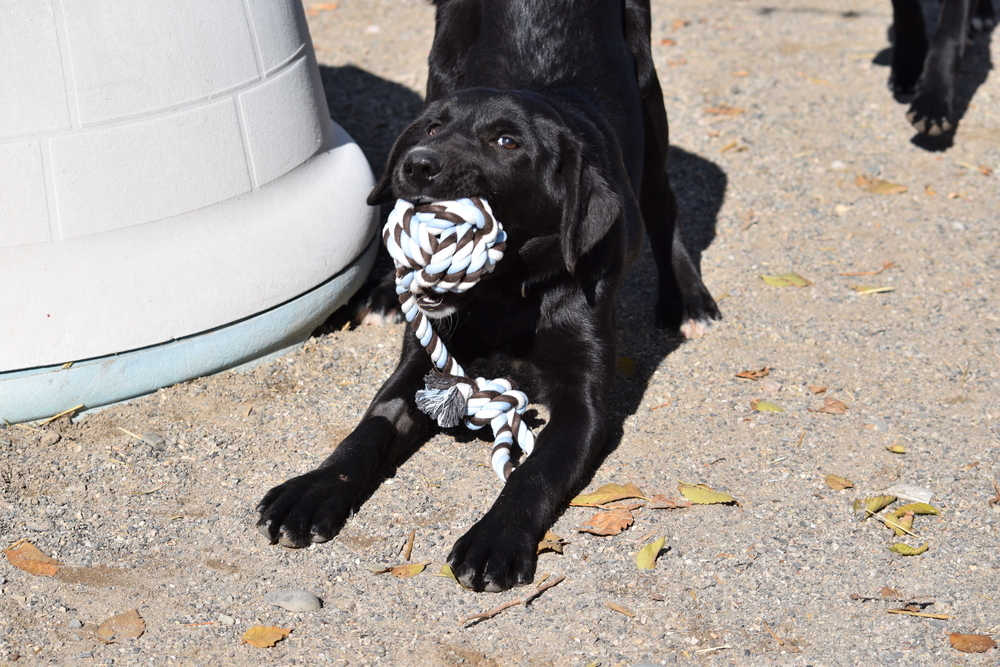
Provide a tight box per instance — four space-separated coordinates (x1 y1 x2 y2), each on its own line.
257 0 719 592
890 0 995 135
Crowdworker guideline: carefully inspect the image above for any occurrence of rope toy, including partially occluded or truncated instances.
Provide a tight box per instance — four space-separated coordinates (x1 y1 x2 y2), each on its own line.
383 197 535 481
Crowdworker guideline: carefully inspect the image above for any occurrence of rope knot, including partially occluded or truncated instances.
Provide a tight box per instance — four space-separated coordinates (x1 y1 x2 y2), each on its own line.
384 197 534 482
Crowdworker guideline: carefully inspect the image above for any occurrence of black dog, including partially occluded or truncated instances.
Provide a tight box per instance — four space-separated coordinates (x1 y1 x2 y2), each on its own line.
890 0 995 135
257 0 719 592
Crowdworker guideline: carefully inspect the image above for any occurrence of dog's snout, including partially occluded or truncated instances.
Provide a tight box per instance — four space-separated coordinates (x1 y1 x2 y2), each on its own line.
402 148 443 186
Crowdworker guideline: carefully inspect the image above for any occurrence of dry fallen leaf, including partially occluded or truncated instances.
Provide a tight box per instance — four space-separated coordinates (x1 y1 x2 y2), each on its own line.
97 609 145 642
736 366 770 380
305 2 339 16
949 633 997 653
809 385 827 394
648 494 692 509
374 562 429 578
890 511 914 536
636 536 667 570
887 541 929 556
578 509 634 536
242 626 291 648
886 443 906 454
893 502 939 516
751 399 784 413
857 495 896 520
570 482 649 506
678 482 736 505
760 272 812 287
852 285 895 295
4 540 60 577
605 602 636 617
824 474 854 490
856 174 907 195
810 398 848 414
537 531 567 554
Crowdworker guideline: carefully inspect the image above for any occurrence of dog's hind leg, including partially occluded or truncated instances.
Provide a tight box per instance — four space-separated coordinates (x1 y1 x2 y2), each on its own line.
907 0 975 135
890 0 929 95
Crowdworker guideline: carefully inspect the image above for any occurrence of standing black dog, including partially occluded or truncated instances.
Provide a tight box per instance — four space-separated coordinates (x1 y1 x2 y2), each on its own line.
890 0 995 135
257 0 719 592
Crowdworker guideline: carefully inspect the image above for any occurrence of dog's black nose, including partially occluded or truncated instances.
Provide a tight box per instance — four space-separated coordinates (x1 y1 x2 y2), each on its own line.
402 148 443 186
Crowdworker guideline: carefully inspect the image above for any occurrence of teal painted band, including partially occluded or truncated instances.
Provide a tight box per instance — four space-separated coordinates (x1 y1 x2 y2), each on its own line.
0 235 378 424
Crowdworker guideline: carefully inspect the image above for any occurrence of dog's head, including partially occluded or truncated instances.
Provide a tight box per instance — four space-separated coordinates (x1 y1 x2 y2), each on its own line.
369 88 625 314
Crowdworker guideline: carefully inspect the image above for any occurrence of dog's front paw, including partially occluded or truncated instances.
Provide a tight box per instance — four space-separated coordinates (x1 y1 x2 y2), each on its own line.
907 92 953 136
257 468 357 548
447 515 539 592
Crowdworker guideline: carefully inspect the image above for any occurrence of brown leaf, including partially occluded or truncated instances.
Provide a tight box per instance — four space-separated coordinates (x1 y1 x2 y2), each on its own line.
242 626 291 648
736 366 770 380
570 482 649 506
537 531 567 554
4 540 60 577
824 474 854 490
97 609 145 642
606 602 636 617
578 509 634 536
880 587 900 598
855 174 907 195
659 38 676 46
648 494 692 509
949 633 997 653
809 385 827 394
810 398 848 414
373 562 429 578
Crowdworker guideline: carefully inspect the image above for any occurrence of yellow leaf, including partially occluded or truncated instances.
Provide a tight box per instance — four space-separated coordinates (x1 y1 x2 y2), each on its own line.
886 444 905 454
374 562 429 578
242 626 291 648
578 509 634 536
859 495 896 520
751 399 784 413
824 474 854 490
616 356 636 378
636 536 667 570
760 272 812 287
888 541 929 556
855 174 907 195
852 285 895 295
569 482 649 506
97 609 145 642
893 502 939 516
678 482 736 505
890 511 914 536
4 540 60 577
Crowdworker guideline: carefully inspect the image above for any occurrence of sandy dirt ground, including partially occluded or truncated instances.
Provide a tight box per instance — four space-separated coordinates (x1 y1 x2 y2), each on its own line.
2 0 999 665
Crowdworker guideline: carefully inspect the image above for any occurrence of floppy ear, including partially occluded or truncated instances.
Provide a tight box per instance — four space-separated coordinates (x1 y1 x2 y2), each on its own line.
556 130 623 275
367 120 424 206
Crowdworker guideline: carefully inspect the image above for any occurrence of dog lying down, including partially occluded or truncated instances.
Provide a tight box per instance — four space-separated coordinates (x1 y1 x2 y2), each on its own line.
257 0 720 592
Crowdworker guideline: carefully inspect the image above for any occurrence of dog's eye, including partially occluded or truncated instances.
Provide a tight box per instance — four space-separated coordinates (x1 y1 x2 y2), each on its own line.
496 136 518 150
428 123 441 136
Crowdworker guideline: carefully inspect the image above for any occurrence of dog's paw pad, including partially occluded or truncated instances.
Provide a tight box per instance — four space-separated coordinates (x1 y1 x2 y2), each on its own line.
680 317 714 340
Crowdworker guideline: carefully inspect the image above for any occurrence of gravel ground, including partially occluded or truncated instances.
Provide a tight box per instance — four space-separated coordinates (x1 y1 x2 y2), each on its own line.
2 0 999 665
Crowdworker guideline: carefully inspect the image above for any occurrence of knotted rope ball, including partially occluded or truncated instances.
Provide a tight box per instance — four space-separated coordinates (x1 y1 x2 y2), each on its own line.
383 198 535 481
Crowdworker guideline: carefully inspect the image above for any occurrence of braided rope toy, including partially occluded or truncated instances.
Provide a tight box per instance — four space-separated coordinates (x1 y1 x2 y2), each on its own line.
383 197 535 481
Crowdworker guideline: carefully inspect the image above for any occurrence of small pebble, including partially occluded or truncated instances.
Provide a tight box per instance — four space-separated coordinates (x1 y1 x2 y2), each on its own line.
69 619 83 629
263 589 322 612
218 614 235 626
141 431 165 447
76 651 93 659
26 520 53 532
40 430 61 447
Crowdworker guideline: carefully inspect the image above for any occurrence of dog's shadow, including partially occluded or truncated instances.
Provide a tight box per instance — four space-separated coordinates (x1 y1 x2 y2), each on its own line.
873 1 995 151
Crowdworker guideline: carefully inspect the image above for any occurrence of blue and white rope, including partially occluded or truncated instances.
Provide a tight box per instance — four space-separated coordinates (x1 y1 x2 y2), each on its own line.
383 198 535 481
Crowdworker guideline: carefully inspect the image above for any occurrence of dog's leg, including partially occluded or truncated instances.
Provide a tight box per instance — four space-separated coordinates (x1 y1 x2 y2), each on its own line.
907 0 974 135
447 304 614 591
890 0 929 95
257 329 434 547
971 0 995 34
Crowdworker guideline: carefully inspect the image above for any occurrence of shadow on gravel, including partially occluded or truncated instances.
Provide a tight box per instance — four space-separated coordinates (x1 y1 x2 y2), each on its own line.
874 2 995 152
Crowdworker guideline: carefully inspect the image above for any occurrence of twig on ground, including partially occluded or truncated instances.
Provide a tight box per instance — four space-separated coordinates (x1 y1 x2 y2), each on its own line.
763 621 784 646
37 405 84 426
460 574 566 626
886 609 950 620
